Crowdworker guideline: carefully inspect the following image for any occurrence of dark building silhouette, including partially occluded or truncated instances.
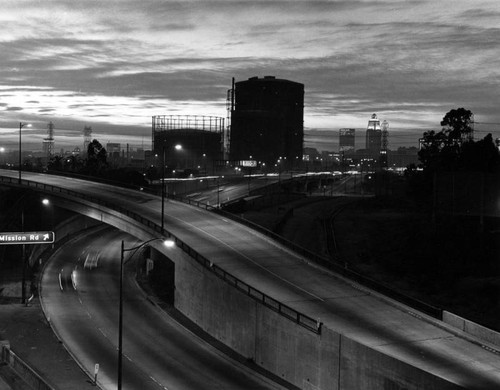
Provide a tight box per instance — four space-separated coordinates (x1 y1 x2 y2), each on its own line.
152 115 224 174
229 76 304 168
339 128 356 152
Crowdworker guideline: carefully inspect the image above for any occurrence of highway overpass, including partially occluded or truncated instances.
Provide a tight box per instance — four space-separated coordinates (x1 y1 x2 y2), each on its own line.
1 170 499 390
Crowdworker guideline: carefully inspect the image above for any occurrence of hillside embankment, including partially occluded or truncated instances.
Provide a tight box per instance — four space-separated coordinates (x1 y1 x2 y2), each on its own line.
241 195 500 332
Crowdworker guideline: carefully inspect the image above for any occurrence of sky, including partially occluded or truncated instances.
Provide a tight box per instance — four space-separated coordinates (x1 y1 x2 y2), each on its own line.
1 0 499 153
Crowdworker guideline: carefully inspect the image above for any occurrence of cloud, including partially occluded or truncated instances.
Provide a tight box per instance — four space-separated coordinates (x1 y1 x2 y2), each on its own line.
0 0 498 152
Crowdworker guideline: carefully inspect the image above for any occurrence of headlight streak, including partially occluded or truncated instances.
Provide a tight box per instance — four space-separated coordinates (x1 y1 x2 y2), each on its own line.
71 267 77 290
58 268 63 291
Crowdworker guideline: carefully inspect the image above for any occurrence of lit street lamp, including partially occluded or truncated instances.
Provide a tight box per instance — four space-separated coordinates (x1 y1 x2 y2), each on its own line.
118 237 174 390
19 122 32 184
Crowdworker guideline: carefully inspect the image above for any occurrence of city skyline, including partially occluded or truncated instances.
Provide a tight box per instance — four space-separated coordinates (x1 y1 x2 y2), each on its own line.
1 1 499 153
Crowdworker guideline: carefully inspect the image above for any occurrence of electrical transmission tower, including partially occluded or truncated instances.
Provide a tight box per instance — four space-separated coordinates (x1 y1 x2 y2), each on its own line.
43 121 55 159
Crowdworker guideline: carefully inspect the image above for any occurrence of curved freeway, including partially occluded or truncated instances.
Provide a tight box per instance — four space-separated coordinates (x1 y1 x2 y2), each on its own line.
42 225 286 390
2 170 500 389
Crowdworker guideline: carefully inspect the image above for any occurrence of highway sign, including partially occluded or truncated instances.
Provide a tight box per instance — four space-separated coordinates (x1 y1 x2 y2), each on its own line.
0 231 55 245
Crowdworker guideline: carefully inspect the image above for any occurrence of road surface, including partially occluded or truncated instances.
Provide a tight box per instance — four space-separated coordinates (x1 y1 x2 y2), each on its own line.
41 225 287 390
2 170 500 389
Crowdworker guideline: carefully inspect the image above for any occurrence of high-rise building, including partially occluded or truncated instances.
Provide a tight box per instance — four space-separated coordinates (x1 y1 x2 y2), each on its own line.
229 76 304 168
365 113 382 154
339 128 355 152
83 126 92 155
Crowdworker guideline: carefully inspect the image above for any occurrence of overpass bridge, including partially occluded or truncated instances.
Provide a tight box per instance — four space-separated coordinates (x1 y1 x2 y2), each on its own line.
0 170 499 390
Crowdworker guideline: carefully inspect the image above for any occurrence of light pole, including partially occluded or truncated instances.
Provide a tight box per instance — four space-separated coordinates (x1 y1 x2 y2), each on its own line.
216 175 222 208
21 207 26 304
19 122 32 184
118 237 174 390
161 145 166 232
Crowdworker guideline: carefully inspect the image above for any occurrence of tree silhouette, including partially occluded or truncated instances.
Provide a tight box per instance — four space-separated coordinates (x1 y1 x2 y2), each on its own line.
86 139 107 174
440 107 474 142
418 108 477 174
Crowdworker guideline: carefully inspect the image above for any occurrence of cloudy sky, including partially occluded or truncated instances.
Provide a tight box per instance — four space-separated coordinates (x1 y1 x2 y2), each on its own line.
1 0 499 153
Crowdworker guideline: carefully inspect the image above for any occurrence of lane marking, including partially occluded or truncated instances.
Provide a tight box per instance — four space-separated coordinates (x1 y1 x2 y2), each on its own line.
149 375 170 390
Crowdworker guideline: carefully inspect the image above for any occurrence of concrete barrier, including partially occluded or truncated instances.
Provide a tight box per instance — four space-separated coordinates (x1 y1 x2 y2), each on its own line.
443 311 500 348
1 343 54 390
339 336 464 390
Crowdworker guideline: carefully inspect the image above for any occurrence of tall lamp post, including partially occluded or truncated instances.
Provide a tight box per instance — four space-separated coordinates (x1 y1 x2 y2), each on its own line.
18 122 32 184
21 207 26 304
118 237 174 390
161 145 166 232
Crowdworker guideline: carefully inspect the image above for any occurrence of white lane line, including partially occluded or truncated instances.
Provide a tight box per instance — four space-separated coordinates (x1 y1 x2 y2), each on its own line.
149 375 170 390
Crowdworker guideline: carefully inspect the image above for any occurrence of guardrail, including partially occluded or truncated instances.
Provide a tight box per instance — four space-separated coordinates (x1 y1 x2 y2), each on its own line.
0 175 322 334
170 193 443 320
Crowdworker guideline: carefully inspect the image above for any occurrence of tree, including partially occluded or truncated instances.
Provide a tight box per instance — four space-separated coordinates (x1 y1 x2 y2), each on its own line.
458 133 500 173
47 155 63 171
86 139 107 174
418 108 474 173
440 107 474 142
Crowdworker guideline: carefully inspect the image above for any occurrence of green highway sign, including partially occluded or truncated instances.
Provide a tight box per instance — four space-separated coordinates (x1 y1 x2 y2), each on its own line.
0 231 55 245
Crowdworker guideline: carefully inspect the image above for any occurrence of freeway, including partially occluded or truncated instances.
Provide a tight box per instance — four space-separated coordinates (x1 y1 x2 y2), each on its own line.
2 170 500 388
42 225 286 390
182 175 278 206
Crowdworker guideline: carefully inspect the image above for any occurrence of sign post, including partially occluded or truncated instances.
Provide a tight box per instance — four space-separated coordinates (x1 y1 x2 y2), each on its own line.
94 363 99 386
0 231 55 305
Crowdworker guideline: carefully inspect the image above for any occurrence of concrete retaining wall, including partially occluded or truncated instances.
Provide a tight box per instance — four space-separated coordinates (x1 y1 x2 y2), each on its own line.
169 244 466 390
339 336 462 390
443 311 500 348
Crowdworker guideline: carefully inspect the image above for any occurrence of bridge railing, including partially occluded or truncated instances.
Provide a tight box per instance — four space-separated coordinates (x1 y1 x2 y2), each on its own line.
0 176 322 335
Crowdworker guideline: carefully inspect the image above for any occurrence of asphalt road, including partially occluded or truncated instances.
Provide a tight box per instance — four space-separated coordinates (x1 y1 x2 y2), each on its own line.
2 170 500 389
41 226 287 390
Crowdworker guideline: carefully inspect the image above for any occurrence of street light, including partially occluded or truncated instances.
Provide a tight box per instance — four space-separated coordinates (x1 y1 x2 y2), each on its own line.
118 237 174 390
19 122 32 184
